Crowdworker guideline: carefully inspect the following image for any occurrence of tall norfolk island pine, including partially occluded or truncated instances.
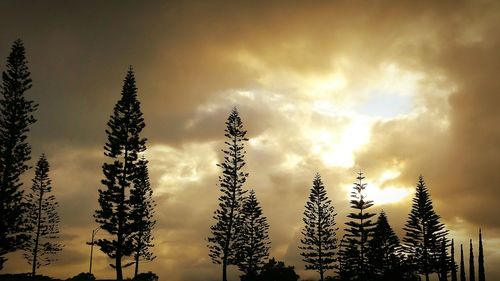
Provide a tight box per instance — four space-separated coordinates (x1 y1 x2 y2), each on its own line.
299 174 337 281
343 172 376 281
208 108 249 281
0 39 38 270
403 176 447 281
23 155 62 276
95 67 147 281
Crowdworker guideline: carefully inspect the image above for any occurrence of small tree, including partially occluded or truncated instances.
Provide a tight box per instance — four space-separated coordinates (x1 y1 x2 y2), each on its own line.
0 39 38 270
337 235 359 281
208 108 249 281
451 239 458 281
403 175 447 281
130 157 156 278
299 173 338 281
478 229 485 281
438 238 449 281
344 171 376 280
237 190 270 281
95 67 147 281
367 211 402 280
23 155 62 276
460 244 466 281
469 240 475 281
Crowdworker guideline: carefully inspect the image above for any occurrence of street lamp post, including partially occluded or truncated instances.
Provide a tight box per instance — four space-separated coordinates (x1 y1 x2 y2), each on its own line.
86 227 100 274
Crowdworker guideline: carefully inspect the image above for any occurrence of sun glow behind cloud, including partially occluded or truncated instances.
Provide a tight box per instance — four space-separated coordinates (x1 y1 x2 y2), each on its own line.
341 170 412 205
306 116 372 168
184 50 428 194
366 170 413 205
201 50 429 210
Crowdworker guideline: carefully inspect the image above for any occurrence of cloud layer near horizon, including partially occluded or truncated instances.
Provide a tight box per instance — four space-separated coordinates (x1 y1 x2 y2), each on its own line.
1 0 499 280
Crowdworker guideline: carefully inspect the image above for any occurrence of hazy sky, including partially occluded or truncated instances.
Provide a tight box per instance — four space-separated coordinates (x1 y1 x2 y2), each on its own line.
1 1 499 280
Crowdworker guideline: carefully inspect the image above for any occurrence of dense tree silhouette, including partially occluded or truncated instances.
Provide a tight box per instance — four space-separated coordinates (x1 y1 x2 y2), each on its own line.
438 238 449 281
0 39 38 270
299 174 338 281
337 235 359 281
469 240 475 281
254 258 299 281
236 190 270 281
23 155 62 276
451 239 458 281
403 175 447 281
130 157 156 278
366 211 401 280
460 244 466 281
208 108 249 281
94 67 147 281
343 171 375 281
478 229 485 281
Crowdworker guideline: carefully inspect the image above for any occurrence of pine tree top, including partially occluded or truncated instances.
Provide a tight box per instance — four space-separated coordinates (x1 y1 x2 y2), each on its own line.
373 211 398 241
2 39 33 94
224 107 248 140
31 154 51 193
104 66 146 158
403 175 447 242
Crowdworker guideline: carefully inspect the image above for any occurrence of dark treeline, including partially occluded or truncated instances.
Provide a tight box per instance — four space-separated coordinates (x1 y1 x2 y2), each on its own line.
0 40 157 281
0 39 489 281
207 109 489 281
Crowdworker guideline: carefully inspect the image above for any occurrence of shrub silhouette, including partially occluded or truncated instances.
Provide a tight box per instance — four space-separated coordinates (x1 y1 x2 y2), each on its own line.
132 271 158 281
245 258 299 281
67 272 95 281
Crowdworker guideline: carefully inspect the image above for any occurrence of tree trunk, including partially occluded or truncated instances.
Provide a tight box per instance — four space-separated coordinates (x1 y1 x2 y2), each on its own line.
222 257 227 281
134 252 139 278
116 251 123 281
116 139 129 281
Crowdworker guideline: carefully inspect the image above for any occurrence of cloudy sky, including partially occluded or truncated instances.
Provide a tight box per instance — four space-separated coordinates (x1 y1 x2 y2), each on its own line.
1 0 499 280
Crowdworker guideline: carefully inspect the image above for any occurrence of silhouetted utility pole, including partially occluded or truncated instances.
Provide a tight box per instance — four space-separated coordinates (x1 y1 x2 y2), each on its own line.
87 227 100 274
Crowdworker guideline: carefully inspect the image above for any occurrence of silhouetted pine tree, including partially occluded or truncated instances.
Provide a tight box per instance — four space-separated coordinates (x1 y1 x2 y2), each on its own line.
299 174 338 281
337 235 359 281
367 211 401 280
478 229 485 281
460 244 466 281
403 175 447 281
208 108 249 281
0 39 38 270
23 155 62 276
451 239 458 281
438 238 449 281
130 157 156 278
94 67 146 281
469 240 475 281
344 171 375 281
236 190 270 281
